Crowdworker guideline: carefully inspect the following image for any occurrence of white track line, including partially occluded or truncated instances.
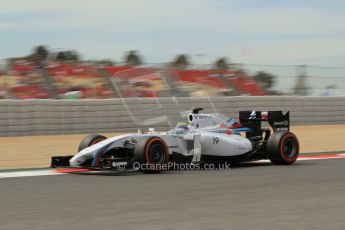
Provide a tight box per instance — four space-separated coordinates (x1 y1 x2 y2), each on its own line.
0 170 64 179
1 155 345 179
298 157 345 161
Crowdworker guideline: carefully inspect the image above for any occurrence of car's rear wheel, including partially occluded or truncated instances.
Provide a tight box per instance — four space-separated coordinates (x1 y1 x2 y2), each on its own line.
78 134 107 152
267 132 299 165
133 137 169 173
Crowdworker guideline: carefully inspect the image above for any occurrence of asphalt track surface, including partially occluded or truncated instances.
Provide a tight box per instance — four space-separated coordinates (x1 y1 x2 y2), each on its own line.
1 159 345 230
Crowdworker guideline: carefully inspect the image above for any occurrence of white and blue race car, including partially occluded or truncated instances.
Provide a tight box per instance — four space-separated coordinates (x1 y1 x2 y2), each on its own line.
51 108 299 173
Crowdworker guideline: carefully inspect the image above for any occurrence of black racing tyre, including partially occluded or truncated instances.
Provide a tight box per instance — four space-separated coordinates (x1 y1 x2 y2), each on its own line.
78 134 107 152
267 132 299 165
133 136 169 173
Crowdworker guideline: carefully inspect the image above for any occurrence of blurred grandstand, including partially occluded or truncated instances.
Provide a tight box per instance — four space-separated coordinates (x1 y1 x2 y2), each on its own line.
0 58 344 99
0 60 269 99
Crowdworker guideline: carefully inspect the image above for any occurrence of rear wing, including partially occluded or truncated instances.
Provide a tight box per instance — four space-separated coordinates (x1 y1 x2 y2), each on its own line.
239 111 290 138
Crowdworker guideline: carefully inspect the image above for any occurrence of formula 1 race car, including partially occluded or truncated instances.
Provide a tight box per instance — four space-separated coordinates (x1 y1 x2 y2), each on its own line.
51 108 299 173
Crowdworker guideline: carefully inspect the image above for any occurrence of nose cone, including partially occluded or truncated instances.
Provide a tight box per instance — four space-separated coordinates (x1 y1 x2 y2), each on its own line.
69 144 100 167
69 155 85 167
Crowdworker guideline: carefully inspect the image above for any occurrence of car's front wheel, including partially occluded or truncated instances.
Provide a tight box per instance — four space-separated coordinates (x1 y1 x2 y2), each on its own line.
78 134 107 152
133 137 169 173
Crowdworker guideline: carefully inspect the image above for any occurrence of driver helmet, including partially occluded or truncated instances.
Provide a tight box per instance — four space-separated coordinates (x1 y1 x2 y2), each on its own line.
175 122 189 130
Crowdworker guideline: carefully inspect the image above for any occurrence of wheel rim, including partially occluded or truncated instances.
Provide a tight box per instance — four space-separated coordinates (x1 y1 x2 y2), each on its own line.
148 142 166 164
284 138 297 158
